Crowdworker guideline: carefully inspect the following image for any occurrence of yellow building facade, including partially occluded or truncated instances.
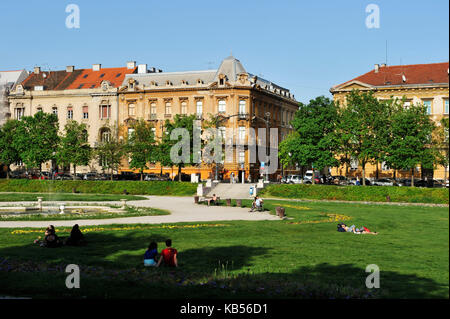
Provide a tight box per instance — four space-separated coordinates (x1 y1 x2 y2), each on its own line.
117 56 298 181
330 62 449 181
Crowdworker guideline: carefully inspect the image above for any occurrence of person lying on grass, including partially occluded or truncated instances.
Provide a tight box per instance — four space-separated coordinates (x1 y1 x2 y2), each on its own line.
144 241 159 267
337 223 378 235
156 239 178 267
34 225 62 247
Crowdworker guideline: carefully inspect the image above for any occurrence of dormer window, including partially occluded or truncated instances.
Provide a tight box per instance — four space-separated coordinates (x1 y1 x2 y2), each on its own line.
181 80 188 85
197 79 203 85
150 81 157 86
128 79 135 90
218 74 226 86
16 85 23 94
166 80 172 86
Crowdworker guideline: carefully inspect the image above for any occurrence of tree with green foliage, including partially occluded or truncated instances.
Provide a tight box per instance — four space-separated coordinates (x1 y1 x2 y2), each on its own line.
339 90 389 185
160 114 197 181
384 101 437 187
57 120 92 180
281 96 339 184
0 119 21 179
13 111 59 175
95 123 125 181
436 117 449 181
125 119 157 181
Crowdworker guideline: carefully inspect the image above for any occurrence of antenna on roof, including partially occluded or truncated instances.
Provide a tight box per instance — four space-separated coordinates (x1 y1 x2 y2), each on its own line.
385 40 388 66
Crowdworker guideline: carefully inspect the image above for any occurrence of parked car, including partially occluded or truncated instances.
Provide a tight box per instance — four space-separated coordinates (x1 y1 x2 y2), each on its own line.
118 172 139 181
348 178 372 186
289 175 303 184
144 174 162 181
83 172 98 180
372 178 395 186
173 173 191 182
331 175 348 185
55 173 73 180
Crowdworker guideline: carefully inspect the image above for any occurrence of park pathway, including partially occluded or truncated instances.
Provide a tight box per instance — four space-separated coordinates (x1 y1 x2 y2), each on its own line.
0 196 279 228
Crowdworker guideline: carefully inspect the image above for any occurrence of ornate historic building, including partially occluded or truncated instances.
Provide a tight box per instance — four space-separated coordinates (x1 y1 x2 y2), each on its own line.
0 69 28 126
118 55 298 181
7 62 141 173
330 62 449 180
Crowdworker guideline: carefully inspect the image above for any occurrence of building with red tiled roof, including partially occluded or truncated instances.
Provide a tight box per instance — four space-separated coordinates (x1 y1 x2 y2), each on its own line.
8 62 157 174
330 61 449 181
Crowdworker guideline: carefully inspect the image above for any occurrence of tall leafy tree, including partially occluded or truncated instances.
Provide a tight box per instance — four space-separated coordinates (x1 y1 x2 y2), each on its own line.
339 90 388 185
384 101 437 187
160 114 197 181
282 96 339 184
57 120 92 180
125 119 157 181
13 112 59 175
95 123 125 181
436 117 449 181
0 119 21 179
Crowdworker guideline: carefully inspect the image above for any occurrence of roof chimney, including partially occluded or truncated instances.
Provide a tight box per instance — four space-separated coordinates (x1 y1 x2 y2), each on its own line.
92 64 101 71
137 64 147 74
34 66 41 74
66 66 75 73
381 63 386 68
374 64 379 73
150 67 156 73
127 61 136 69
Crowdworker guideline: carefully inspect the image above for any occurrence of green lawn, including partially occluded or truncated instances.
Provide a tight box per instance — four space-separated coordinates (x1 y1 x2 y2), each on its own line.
0 193 147 202
0 200 448 299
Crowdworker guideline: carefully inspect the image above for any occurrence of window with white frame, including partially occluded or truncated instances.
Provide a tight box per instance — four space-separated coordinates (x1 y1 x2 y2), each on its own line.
128 103 136 116
423 100 432 115
239 151 245 164
165 101 172 114
150 102 157 115
100 104 110 119
196 100 203 116
218 100 226 113
67 107 73 119
181 101 187 114
444 99 449 114
52 107 58 115
83 106 89 119
15 107 25 120
238 126 246 143
127 128 135 139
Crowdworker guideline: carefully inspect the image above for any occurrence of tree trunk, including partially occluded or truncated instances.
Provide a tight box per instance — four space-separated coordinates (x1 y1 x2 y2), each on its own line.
345 162 349 178
6 166 10 180
140 171 143 181
375 161 379 180
311 168 315 185
178 165 182 181
444 166 448 183
411 168 415 187
111 168 114 181
73 164 76 180
362 163 366 186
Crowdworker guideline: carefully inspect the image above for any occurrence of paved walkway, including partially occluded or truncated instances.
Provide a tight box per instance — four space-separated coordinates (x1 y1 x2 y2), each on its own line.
0 196 279 228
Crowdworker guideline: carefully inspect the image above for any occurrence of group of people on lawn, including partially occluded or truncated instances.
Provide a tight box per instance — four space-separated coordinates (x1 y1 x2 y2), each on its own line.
34 225 178 267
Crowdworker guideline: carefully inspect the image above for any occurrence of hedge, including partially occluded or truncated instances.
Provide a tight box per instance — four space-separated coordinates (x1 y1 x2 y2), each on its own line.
0 180 198 196
259 184 449 205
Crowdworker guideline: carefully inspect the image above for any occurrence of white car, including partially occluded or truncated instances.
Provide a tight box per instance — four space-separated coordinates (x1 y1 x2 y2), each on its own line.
373 178 395 186
289 175 303 184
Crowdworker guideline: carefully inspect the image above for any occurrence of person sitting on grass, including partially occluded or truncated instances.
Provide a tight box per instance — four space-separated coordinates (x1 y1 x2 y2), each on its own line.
144 241 158 267
64 224 86 246
207 194 217 206
338 223 378 235
157 239 178 267
250 196 263 212
35 225 62 248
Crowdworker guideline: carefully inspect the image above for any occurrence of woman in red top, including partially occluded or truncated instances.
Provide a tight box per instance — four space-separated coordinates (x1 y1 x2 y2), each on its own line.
157 239 178 267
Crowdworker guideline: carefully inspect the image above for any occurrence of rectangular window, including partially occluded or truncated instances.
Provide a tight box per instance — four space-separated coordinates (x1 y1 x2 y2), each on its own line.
181 101 187 114
423 100 432 115
218 100 226 113
52 107 58 115
15 108 25 120
165 102 172 114
238 126 246 143
37 107 43 113
100 105 111 119
83 106 89 119
196 100 203 116
218 126 226 139
128 128 135 139
239 151 245 164
444 99 449 114
350 157 359 170
67 107 73 119
239 100 246 115
128 103 136 116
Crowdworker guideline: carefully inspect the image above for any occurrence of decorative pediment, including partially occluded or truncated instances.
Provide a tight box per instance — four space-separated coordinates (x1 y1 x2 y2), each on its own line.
332 80 374 91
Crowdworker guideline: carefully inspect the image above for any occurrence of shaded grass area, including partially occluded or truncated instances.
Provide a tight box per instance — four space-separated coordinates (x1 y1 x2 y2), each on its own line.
0 192 147 202
0 206 169 221
259 184 449 205
0 200 448 299
0 180 198 196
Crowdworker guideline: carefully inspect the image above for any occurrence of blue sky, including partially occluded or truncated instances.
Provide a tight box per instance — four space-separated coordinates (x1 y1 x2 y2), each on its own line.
0 0 448 103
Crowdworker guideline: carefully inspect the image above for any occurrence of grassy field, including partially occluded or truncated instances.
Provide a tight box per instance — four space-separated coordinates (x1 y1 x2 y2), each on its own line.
259 184 449 205
0 193 147 202
0 199 447 299
0 180 198 196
